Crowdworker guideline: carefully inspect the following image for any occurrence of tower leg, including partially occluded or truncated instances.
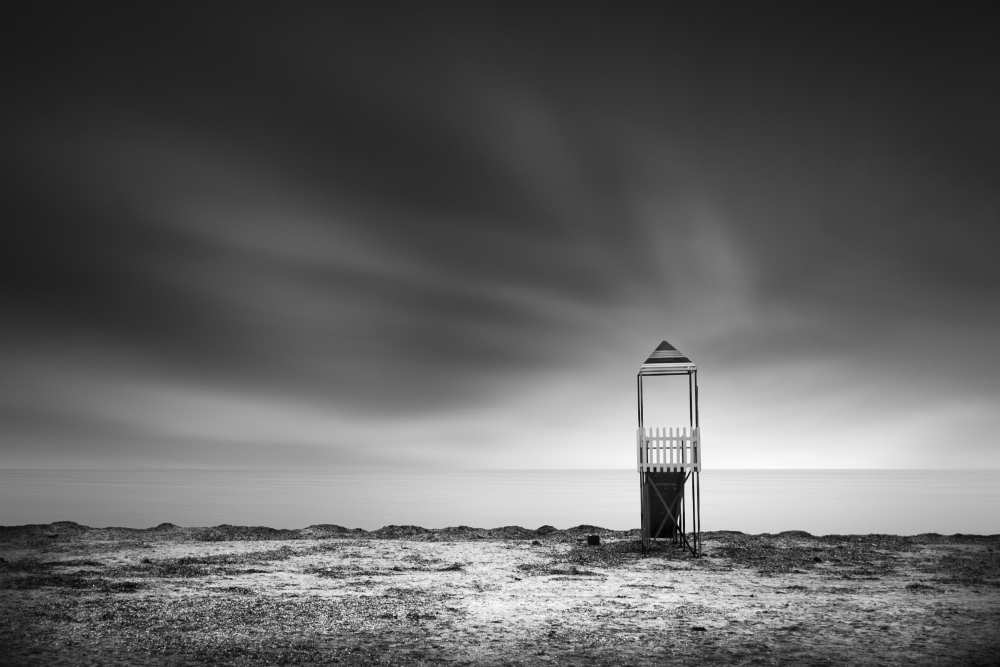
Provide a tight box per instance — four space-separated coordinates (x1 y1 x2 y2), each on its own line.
693 470 701 557
640 471 649 553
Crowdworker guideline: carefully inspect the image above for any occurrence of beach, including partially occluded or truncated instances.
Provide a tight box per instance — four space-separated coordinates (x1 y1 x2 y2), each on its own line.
1 522 998 665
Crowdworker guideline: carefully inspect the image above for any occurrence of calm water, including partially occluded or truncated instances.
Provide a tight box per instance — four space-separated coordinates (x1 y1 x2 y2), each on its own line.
1 469 998 535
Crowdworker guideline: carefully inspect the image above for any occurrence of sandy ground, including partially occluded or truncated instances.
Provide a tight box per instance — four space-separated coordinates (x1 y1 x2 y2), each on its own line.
1 523 998 665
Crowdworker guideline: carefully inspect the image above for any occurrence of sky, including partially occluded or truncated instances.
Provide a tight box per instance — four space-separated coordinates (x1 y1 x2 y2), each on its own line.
4 6 999 470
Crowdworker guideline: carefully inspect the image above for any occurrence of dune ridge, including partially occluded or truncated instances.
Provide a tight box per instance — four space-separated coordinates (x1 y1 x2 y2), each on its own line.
2 520 995 544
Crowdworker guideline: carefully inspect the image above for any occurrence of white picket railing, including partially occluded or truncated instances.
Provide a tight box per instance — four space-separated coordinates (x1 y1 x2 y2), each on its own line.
637 426 700 472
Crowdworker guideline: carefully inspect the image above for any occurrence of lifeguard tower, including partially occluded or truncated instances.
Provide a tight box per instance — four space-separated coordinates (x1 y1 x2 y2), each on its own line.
637 340 701 555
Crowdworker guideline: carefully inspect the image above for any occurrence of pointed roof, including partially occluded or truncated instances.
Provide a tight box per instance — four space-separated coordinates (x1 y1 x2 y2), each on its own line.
639 339 695 373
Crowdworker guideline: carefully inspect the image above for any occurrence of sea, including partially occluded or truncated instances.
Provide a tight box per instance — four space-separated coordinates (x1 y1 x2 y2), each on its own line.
1 468 998 535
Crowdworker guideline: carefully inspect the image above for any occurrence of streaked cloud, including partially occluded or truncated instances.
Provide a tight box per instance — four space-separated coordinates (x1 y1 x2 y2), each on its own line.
4 6 999 470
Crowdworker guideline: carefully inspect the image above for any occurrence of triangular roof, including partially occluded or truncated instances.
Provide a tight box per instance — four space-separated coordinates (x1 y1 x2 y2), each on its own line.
639 339 695 372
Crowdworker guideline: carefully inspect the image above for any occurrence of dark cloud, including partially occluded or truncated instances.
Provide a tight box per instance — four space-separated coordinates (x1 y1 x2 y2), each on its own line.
4 5 999 468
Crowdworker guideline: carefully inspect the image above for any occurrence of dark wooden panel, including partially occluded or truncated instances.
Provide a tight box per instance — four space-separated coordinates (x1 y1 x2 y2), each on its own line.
645 471 685 538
